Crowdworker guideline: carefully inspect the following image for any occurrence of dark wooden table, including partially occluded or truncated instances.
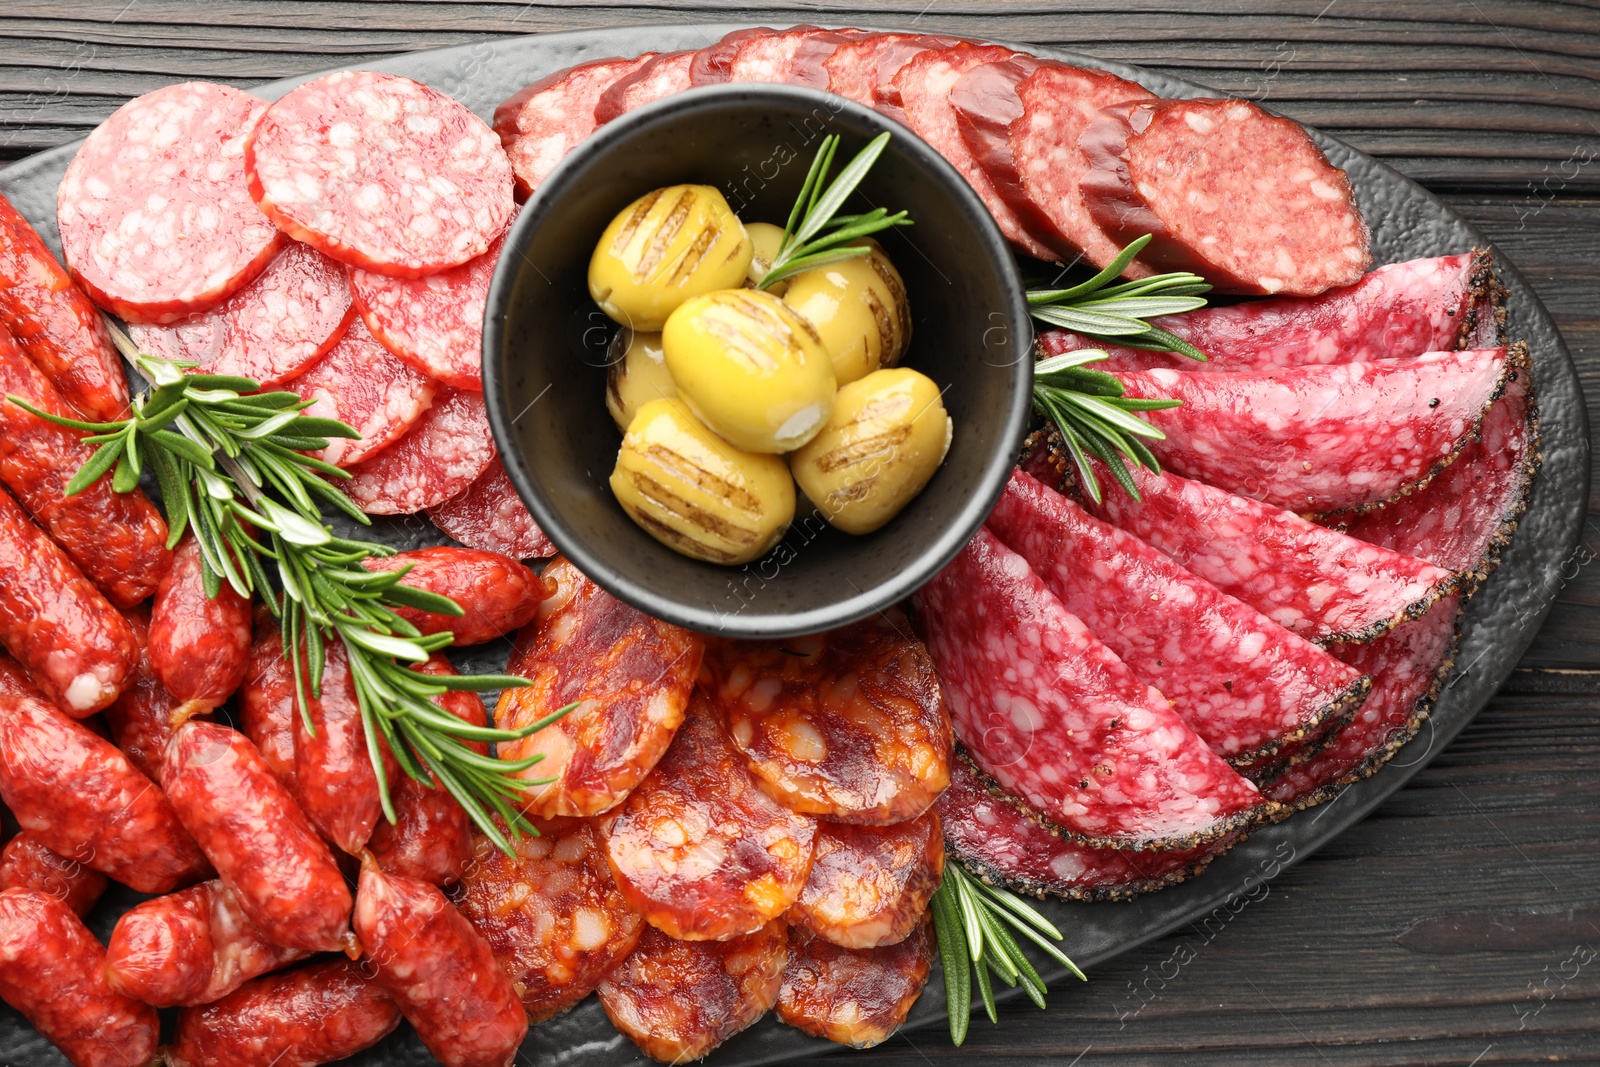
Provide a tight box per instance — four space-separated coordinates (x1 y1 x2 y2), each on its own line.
3 3 1597 1064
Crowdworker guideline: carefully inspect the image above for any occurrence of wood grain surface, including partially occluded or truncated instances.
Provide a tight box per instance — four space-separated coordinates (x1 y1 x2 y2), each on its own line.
2 3 1597 1064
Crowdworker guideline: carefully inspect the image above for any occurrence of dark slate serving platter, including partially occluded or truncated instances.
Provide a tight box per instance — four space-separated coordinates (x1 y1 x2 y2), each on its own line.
0 22 1587 1067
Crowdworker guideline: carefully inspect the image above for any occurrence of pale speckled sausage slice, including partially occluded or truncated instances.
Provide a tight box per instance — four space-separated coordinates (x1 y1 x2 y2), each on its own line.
343 387 496 515
823 32 964 112
594 51 696 125
495 55 657 197
788 814 943 950
777 918 934 1049
425 458 555 560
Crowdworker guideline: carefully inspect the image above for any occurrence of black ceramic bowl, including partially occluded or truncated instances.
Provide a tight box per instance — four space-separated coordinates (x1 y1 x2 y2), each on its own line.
483 84 1032 637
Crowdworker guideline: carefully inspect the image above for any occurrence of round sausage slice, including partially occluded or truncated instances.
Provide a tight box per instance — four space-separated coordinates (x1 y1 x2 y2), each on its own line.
426 459 555 560
788 813 944 950
777 918 934 1049
343 387 496 515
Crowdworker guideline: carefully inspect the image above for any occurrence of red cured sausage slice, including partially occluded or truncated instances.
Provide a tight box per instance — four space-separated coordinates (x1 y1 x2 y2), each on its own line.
788 814 943 950
0 833 107 918
912 527 1271 850
989 471 1371 770
282 315 437 469
1038 249 1501 372
893 45 1063 262
163 720 353 953
777 918 933 1049
58 82 282 323
454 817 644 1022
602 704 817 940
0 488 138 714
0 889 159 1067
126 240 355 387
0 689 210 893
1266 595 1462 810
598 919 787 1063
343 387 496 515
105 879 309 1007
1118 348 1511 514
1090 465 1457 645
0 330 171 608
367 654 484 886
293 639 390 856
239 621 299 788
702 610 952 825
952 58 1155 271
725 26 849 86
349 231 502 390
595 50 696 125
166 959 402 1067
355 857 528 1067
150 533 253 712
0 193 129 422
495 55 657 198
1080 97 1372 296
937 752 1238 899
497 556 702 818
688 28 774 84
824 32 965 113
363 546 543 645
247 71 513 277
426 458 555 560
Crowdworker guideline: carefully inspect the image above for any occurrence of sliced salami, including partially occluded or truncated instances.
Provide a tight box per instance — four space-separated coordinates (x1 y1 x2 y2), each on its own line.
1038 249 1501 372
495 55 657 197
1089 465 1456 644
248 71 513 277
989 471 1371 771
823 32 965 114
1119 349 1511 514
937 752 1238 900
496 556 702 818
912 528 1272 849
1080 97 1372 296
601 702 817 940
1265 595 1462 810
58 81 282 323
349 232 502 390
425 458 555 560
702 611 952 825
892 45 1063 262
777 919 933 1049
594 50 696 125
688 28 776 84
598 919 787 1064
952 58 1156 271
726 26 849 86
342 387 495 515
788 814 943 950
281 317 436 469
454 818 644 1023
127 241 354 387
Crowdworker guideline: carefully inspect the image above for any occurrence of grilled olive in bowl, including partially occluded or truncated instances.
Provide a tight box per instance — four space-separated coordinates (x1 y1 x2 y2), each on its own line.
605 329 675 431
781 240 911 385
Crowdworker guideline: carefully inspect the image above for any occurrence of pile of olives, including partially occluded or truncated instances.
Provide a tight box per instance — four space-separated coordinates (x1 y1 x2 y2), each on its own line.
589 184 952 566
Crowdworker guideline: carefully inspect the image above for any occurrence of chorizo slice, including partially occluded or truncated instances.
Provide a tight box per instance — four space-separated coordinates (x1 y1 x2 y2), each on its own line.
498 555 702 818
598 919 787 1064
0 832 107 918
776 918 934 1049
166 959 402 1067
601 702 817 941
788 813 944 950
150 532 253 713
292 637 391 855
104 878 310 1007
453 817 644 1023
703 609 952 824
363 546 544 645
0 889 160 1067
0 689 211 894
355 855 528 1067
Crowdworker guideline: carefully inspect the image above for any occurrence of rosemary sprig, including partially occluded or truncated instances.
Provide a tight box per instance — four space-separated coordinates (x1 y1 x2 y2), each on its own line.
931 863 1085 1045
1031 349 1180 506
755 131 912 290
9 333 559 854
1026 234 1210 362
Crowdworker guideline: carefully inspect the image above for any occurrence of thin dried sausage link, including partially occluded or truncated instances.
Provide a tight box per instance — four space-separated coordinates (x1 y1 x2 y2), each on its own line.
150 532 253 712
104 606 193 782
787 813 944 950
776 917 934 1049
292 638 392 855
238 618 299 788
363 546 544 646
0 833 107 918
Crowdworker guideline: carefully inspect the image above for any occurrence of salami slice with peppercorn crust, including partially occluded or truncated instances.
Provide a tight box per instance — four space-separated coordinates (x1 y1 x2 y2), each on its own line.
1080 97 1372 295
595 51 696 124
912 527 1274 850
496 55 657 198
1089 464 1457 645
1039 249 1502 372
787 814 944 950
1116 348 1511 514
248 71 513 277
342 387 496 515
989 470 1371 773
426 458 555 560
57 81 283 323
777 918 935 1049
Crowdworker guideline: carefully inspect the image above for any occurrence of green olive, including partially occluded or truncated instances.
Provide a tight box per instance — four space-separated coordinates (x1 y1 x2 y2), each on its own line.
789 368 951 535
611 398 795 565
743 221 789 293
589 185 753 330
781 239 911 385
662 288 837 454
606 329 676 431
